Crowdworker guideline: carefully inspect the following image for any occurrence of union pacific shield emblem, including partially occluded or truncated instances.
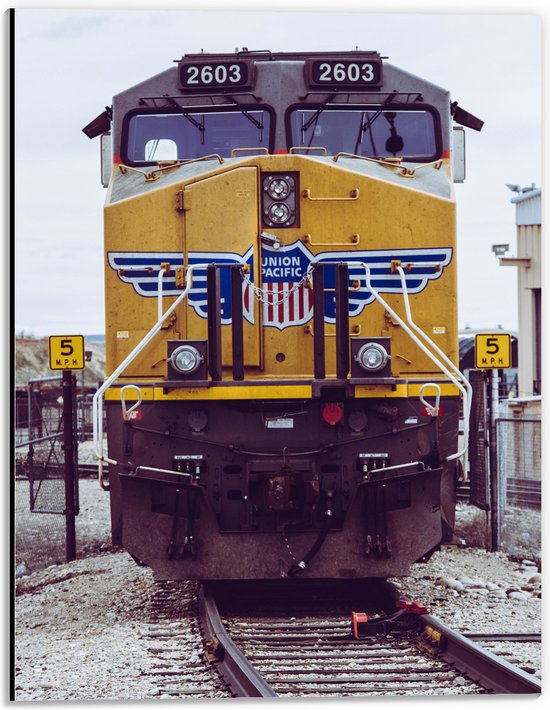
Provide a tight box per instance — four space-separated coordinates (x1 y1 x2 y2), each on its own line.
261 241 314 330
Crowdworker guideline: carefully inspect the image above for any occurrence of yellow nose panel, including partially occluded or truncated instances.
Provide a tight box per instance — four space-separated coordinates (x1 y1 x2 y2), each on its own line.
104 156 456 381
183 167 262 368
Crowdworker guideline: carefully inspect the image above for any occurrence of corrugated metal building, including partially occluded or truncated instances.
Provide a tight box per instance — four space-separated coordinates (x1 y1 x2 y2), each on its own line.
500 186 541 397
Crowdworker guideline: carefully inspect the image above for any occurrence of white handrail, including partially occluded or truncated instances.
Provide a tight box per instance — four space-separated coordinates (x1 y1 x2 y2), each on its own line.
350 260 470 465
395 265 471 463
93 263 202 489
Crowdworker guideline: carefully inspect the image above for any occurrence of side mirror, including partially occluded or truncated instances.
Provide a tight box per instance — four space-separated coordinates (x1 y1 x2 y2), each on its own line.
452 127 465 183
100 133 112 188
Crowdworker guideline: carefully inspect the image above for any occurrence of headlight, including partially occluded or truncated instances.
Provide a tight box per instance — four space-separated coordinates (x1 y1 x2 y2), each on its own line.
355 342 389 373
261 172 298 228
266 176 292 200
267 202 291 224
170 344 203 375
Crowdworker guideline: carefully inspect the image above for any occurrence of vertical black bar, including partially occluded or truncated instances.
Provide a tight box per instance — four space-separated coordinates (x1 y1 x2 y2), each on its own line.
28 444 34 510
9 12 15 700
62 370 77 562
335 263 350 379
489 370 500 552
207 265 223 381
312 264 325 379
231 266 245 381
72 378 80 516
27 382 32 440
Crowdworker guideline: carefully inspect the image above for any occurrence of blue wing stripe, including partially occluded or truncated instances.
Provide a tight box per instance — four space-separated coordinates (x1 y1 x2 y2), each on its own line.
362 278 423 289
139 282 179 292
348 269 444 278
108 245 451 327
317 248 452 264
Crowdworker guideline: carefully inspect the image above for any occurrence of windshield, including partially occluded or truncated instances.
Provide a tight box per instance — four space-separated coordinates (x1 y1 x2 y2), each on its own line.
124 108 272 164
287 106 439 161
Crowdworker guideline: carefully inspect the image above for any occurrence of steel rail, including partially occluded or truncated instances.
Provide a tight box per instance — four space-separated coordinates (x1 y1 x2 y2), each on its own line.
463 633 541 643
199 583 278 698
420 613 541 694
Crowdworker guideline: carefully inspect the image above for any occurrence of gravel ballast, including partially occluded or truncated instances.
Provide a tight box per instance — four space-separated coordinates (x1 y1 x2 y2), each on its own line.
14 480 542 700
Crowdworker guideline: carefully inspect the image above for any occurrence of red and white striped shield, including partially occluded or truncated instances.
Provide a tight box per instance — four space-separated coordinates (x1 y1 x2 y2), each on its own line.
262 282 313 330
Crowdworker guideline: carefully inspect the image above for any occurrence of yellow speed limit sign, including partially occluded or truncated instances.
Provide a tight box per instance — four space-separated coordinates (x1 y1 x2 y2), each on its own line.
474 333 512 369
49 335 85 370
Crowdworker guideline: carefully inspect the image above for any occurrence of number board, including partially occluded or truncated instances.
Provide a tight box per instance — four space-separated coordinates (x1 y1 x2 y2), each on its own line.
474 333 512 369
49 335 85 370
307 59 383 88
178 60 253 90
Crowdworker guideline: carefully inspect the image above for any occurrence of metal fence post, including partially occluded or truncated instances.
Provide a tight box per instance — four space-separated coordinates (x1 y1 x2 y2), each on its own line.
489 370 500 551
62 370 77 561
27 381 32 441
496 419 507 546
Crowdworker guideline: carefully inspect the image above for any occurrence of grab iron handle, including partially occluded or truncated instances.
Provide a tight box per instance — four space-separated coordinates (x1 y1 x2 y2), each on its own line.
302 188 359 201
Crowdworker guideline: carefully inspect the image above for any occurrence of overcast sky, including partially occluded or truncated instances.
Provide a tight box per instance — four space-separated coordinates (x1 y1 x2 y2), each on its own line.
13 3 542 337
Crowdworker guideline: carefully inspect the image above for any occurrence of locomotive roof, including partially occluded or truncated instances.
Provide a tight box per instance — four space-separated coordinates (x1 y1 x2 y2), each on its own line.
178 49 384 60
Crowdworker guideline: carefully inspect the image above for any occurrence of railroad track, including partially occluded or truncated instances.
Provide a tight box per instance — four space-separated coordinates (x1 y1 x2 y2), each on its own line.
200 580 541 698
457 480 540 509
139 580 231 698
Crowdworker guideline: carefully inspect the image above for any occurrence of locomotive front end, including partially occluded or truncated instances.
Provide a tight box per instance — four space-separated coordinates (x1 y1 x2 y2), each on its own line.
85 50 480 580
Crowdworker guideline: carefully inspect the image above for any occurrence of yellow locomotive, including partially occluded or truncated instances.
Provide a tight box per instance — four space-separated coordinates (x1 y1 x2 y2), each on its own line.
84 50 482 580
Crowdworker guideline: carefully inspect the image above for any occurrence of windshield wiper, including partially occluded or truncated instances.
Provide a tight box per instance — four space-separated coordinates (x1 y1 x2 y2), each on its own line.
353 109 386 155
239 109 264 143
182 113 205 144
353 95 396 155
300 96 338 145
303 107 324 134
164 98 206 144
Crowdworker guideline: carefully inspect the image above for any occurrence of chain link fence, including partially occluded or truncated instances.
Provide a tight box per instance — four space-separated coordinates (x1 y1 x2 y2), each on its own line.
460 372 541 559
15 377 73 514
467 370 490 510
497 416 541 560
15 377 81 574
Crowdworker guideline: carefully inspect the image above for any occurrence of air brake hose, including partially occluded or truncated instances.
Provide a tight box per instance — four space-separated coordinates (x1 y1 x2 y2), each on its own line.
287 494 334 577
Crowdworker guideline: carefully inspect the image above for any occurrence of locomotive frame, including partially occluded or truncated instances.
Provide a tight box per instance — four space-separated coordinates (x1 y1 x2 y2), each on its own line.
84 49 482 580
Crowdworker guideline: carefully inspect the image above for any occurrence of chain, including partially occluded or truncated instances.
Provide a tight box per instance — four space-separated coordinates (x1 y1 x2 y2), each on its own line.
240 265 314 305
